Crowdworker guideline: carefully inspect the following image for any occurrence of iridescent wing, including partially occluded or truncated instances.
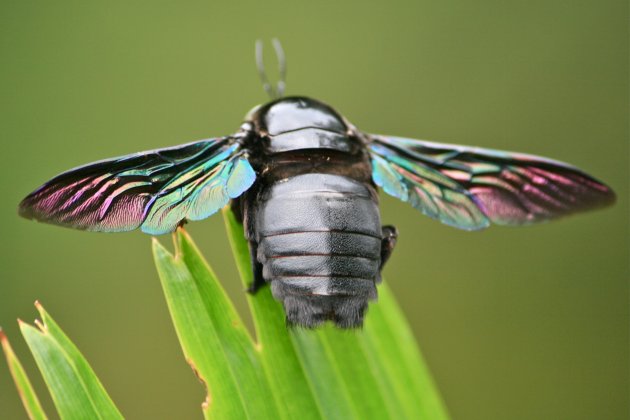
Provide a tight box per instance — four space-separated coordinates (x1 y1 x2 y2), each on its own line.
368 135 615 230
19 137 256 235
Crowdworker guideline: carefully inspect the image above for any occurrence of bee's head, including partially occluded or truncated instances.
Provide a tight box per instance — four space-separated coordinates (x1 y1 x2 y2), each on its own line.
243 96 357 154
246 96 346 135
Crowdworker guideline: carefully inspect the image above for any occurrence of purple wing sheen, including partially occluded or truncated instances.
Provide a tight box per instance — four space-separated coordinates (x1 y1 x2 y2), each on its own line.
19 137 256 235
369 135 615 230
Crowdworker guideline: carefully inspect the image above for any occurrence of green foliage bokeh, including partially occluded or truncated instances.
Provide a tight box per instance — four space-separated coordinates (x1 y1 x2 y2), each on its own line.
0 1 627 419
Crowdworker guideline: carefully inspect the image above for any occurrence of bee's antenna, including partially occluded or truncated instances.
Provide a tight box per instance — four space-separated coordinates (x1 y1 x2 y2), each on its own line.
255 39 287 99
272 38 287 98
255 40 274 99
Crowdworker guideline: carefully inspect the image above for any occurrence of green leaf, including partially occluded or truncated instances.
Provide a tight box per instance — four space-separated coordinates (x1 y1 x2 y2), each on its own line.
19 303 123 420
153 230 281 419
1 328 48 420
153 208 450 419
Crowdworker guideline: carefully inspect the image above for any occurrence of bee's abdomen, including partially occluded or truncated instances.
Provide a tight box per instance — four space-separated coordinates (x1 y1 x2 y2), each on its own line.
254 173 382 328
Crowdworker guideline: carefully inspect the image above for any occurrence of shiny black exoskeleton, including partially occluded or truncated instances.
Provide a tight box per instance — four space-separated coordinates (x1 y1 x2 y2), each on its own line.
234 97 398 328
19 78 614 329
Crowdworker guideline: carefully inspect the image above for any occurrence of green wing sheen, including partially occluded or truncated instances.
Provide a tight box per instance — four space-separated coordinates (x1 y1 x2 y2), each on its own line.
19 137 256 235
369 135 615 230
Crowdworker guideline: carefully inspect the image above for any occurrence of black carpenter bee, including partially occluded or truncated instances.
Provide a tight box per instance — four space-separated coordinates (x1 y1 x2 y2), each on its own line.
19 41 615 328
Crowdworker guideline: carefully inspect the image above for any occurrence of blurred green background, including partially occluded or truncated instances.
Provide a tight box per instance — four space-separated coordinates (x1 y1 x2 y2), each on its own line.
0 1 627 419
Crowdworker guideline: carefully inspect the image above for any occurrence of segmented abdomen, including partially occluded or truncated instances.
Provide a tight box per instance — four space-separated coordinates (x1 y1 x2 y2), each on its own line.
254 173 382 327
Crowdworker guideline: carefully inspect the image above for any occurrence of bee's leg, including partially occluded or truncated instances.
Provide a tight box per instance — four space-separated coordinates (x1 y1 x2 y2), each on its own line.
246 240 266 294
230 197 244 223
380 225 398 270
